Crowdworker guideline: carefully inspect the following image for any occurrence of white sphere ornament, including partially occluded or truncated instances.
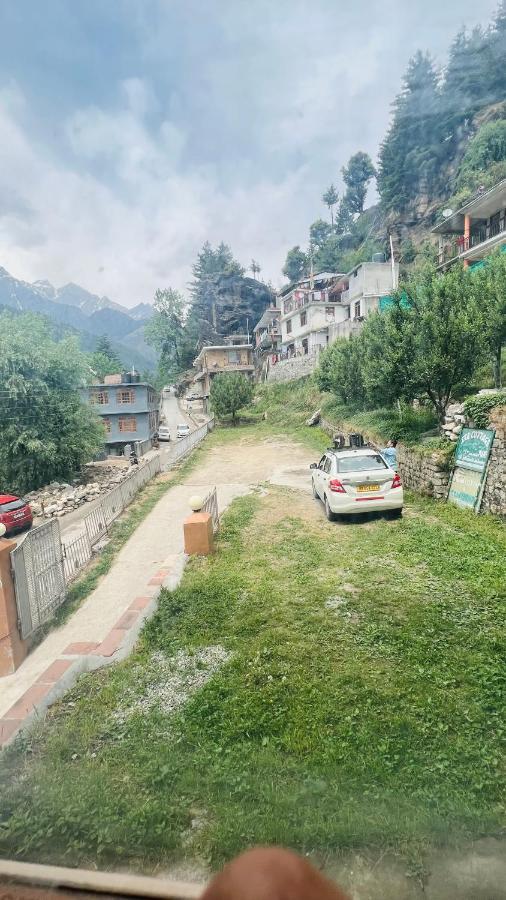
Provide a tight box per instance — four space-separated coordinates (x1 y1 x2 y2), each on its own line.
189 494 204 512
0 523 6 538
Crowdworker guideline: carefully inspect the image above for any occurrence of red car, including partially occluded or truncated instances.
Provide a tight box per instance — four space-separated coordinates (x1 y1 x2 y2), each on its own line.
0 494 33 536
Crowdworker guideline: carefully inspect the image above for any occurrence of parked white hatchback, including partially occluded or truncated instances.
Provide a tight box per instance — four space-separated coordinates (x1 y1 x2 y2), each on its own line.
158 425 171 442
176 423 191 439
310 448 403 520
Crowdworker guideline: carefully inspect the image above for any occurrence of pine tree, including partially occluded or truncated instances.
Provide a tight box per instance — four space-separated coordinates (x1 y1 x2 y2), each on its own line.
378 52 443 213
341 152 376 214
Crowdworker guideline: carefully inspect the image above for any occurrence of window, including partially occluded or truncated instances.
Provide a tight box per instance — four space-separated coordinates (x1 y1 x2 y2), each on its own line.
324 457 333 474
149 411 158 432
286 319 292 334
337 455 387 473
300 311 307 326
102 417 111 435
116 389 135 404
354 300 361 318
118 416 137 433
325 306 335 317
90 390 109 405
228 350 239 363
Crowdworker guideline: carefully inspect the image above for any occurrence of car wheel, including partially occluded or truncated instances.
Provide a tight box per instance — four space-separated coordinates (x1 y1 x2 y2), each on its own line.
312 478 319 499
387 508 403 520
325 495 336 521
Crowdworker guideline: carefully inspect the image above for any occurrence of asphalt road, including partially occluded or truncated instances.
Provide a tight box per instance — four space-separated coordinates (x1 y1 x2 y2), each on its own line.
158 389 193 443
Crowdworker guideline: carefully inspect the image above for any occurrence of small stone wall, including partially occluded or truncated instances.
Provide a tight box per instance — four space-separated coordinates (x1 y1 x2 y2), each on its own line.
320 419 450 500
267 353 319 383
481 406 506 516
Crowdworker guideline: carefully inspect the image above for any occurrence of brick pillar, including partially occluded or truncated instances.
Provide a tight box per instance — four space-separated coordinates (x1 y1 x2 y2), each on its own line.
463 213 471 268
184 512 214 556
0 538 27 676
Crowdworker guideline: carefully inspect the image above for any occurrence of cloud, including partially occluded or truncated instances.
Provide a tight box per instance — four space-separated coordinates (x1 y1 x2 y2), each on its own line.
0 82 310 304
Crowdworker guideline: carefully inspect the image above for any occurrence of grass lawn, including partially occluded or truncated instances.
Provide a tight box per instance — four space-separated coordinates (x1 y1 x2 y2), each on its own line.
1 483 504 872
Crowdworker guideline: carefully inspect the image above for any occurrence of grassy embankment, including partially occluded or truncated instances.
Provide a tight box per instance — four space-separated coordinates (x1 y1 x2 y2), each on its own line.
0 383 504 873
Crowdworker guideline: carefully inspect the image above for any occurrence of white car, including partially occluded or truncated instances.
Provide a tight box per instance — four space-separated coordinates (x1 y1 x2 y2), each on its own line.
158 425 171 441
176 423 191 439
310 448 403 520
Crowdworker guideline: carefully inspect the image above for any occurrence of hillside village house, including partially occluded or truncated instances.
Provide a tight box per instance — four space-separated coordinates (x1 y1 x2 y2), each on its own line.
82 372 159 456
192 340 254 409
278 272 347 358
432 178 506 269
328 258 399 342
253 307 281 359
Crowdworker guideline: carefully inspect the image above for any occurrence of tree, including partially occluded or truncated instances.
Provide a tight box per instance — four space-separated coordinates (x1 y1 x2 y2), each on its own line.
456 120 506 191
250 260 261 279
388 265 487 421
209 373 254 423
282 245 308 283
0 312 104 493
89 334 122 380
341 152 376 214
378 52 443 212
309 219 332 253
322 184 339 226
315 336 365 406
187 241 257 344
475 251 506 388
144 288 193 381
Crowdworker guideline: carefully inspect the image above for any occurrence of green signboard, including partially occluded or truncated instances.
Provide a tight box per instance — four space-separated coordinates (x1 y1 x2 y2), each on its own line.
448 427 495 512
454 427 495 473
448 467 485 510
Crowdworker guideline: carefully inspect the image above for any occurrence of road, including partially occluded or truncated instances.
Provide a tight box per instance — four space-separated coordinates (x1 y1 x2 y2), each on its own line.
158 388 193 442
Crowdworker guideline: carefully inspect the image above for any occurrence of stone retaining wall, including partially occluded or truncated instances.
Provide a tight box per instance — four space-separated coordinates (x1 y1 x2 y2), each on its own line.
267 354 319 383
481 406 506 516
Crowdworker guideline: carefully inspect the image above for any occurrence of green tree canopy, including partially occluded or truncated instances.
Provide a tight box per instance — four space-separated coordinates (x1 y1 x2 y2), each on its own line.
309 219 332 252
322 184 339 226
282 245 308 283
209 373 254 423
341 152 376 214
474 251 506 388
0 312 105 493
89 334 122 381
144 288 194 382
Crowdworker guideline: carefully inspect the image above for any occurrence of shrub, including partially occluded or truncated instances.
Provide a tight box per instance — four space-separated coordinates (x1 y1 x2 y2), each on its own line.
463 392 506 428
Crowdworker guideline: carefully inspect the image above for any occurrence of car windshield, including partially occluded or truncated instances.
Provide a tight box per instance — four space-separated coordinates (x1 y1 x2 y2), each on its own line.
0 499 25 513
337 455 388 473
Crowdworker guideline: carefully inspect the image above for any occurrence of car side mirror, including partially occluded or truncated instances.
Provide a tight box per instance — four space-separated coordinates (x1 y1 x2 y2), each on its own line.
309 463 317 469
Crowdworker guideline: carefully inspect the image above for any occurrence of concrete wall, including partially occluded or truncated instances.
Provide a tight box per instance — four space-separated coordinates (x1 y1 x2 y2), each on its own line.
343 262 398 303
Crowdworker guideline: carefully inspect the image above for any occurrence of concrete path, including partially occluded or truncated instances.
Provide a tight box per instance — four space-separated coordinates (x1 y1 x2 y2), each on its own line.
0 435 314 745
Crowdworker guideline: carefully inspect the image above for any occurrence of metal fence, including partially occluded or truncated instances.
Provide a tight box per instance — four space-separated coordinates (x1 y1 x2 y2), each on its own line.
12 421 214 637
202 486 220 532
12 520 66 639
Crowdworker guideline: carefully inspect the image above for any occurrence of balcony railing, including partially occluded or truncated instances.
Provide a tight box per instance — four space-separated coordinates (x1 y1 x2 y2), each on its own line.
438 219 506 265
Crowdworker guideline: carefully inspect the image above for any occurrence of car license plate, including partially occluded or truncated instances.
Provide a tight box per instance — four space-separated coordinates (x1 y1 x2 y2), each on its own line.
13 511 25 519
357 484 379 492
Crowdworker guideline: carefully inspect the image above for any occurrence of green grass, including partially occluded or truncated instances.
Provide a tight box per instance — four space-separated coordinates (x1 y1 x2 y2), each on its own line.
1 487 504 871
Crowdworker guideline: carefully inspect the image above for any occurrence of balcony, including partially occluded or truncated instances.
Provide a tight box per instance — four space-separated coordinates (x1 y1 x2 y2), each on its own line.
437 218 506 267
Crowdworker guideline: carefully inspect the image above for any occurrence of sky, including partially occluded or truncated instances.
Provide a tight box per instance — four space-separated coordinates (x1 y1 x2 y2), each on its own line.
0 0 499 308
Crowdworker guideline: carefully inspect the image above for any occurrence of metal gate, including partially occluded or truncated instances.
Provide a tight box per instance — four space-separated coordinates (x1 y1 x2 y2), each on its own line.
11 519 66 639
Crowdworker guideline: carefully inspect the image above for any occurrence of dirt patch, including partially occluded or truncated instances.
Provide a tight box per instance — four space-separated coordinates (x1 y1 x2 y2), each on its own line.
188 436 315 488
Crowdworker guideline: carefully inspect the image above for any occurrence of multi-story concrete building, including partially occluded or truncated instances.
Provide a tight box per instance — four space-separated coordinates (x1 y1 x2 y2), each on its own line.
253 307 281 355
278 272 347 357
432 178 506 269
192 343 255 407
82 373 159 455
328 259 399 342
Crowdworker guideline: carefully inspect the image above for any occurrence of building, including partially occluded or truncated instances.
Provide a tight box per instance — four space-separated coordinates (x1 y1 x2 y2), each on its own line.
192 342 255 407
432 179 506 270
82 372 159 455
278 272 347 357
253 307 281 355
328 259 399 342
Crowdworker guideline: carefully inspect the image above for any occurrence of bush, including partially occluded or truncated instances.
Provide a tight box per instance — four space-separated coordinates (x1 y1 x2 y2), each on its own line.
464 392 506 428
210 373 254 423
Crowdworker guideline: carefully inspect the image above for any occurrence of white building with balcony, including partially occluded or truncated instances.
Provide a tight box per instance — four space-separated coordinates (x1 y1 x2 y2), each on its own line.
328 259 399 343
432 178 506 270
279 272 348 357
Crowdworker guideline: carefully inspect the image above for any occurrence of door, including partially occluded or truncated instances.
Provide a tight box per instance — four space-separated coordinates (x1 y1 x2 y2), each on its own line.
320 455 333 498
314 454 329 498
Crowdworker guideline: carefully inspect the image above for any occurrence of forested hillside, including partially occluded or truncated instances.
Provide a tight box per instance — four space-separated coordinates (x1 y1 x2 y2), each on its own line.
283 1 506 278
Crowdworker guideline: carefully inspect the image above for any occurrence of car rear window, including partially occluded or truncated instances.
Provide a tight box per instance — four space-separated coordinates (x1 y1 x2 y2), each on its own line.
0 499 26 513
337 455 388 473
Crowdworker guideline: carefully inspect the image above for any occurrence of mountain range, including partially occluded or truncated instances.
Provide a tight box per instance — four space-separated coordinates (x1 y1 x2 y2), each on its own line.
0 266 156 370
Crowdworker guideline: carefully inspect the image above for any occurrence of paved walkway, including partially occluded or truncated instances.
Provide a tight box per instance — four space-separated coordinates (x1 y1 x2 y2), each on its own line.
0 435 314 747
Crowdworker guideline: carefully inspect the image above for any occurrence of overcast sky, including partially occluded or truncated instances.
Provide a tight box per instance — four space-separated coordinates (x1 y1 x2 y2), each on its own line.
0 0 498 307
